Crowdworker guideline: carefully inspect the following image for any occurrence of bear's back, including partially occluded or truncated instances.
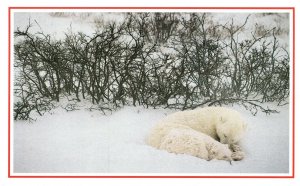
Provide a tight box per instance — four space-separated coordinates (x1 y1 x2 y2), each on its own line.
160 108 219 139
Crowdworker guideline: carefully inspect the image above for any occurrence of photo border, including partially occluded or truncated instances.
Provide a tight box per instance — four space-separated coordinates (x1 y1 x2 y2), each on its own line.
8 6 295 178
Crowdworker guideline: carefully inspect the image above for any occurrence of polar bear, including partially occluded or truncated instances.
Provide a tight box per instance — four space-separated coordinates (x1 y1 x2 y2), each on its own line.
159 126 233 163
146 107 247 161
147 107 247 148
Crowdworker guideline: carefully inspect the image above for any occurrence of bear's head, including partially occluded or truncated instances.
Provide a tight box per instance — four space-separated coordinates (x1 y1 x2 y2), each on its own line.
216 116 247 145
207 143 233 163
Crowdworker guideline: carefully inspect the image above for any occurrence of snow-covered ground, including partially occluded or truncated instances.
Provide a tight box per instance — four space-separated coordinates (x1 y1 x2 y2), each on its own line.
13 12 126 39
12 12 290 174
13 12 289 43
13 104 290 174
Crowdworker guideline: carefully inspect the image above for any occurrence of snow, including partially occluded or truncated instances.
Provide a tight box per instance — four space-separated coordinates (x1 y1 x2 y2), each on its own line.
13 12 126 39
13 12 289 43
209 13 290 52
12 12 290 174
13 104 290 174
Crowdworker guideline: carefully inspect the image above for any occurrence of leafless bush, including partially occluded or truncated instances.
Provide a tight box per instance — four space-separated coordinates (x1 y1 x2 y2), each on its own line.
14 13 290 119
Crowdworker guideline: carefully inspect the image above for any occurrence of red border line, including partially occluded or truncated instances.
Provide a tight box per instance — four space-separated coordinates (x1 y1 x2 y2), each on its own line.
8 7 295 179
292 6 296 179
8 6 294 10
8 6 11 179
7 175 294 178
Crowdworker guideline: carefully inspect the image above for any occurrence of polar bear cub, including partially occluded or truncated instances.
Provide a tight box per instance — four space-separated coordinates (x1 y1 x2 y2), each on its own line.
160 126 233 162
147 107 247 148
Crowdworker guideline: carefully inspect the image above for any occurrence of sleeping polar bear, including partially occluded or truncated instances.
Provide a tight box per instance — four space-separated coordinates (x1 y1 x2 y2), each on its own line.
159 124 233 163
146 107 247 161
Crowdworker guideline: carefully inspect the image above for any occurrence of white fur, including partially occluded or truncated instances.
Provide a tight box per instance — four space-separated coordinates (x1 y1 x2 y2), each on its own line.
159 126 233 162
146 107 247 148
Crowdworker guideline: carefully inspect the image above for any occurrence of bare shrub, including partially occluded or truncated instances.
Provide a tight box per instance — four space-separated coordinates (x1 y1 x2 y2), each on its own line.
14 13 290 119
